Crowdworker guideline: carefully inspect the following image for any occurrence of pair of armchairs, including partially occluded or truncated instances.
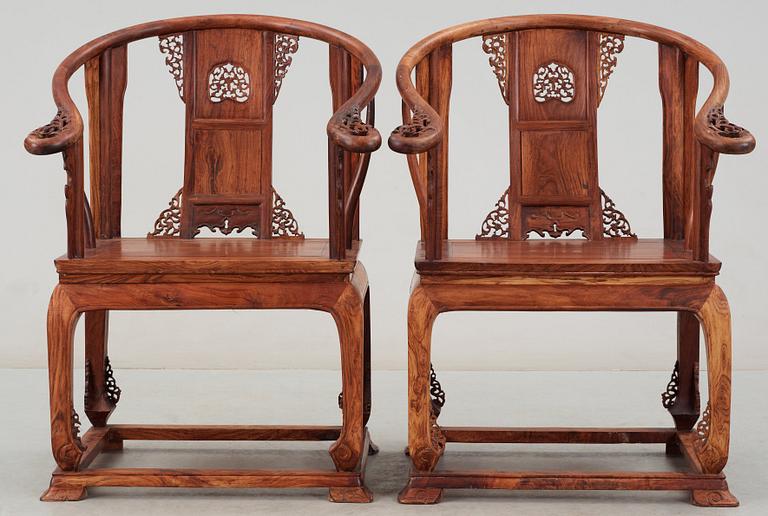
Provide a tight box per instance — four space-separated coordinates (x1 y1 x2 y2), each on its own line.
26 14 754 507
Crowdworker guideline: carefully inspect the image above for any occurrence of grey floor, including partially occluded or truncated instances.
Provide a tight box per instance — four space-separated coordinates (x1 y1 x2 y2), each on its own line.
1 369 766 515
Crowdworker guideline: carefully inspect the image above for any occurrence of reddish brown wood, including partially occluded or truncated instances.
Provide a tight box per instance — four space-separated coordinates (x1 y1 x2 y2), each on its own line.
27 15 381 503
390 15 751 506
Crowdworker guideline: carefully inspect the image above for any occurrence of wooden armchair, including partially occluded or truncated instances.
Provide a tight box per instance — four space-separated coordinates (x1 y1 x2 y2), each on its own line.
26 15 381 503
389 15 755 506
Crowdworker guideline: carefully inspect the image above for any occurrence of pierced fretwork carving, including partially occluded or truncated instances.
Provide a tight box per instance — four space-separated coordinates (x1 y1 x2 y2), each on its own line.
533 62 575 103
72 408 84 449
662 360 680 409
696 402 711 445
274 33 299 102
429 363 446 417
84 359 92 410
482 33 508 104
104 356 121 404
32 109 70 139
272 187 304 238
148 188 182 237
601 188 636 238
392 108 436 138
525 208 587 239
148 187 303 238
159 34 184 100
476 187 509 239
598 33 625 107
208 62 251 103
707 105 746 138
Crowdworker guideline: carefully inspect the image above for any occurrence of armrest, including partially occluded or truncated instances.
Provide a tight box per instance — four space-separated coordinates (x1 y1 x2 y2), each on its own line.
24 106 83 155
695 104 755 155
388 66 444 154
327 104 381 153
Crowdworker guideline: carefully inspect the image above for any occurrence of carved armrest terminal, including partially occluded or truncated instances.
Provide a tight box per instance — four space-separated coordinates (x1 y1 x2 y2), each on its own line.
25 107 82 155
327 104 381 153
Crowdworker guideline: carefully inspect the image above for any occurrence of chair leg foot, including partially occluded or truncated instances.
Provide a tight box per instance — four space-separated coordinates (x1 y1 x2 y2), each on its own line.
398 481 443 504
690 488 739 507
40 481 87 502
328 485 373 503
368 440 380 456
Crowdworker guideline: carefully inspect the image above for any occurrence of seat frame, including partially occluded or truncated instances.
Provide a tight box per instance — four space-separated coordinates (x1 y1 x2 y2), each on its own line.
26 15 382 503
389 15 755 507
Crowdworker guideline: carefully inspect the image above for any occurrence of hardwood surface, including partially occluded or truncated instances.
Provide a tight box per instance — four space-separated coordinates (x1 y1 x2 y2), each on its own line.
415 239 721 275
390 14 752 507
27 14 381 503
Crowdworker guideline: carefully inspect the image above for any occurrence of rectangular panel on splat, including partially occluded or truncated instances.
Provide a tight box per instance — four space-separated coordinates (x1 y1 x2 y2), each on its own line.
181 29 274 238
508 29 601 240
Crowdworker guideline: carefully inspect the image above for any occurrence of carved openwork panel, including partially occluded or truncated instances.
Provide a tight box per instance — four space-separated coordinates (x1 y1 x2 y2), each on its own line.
522 206 588 239
159 34 184 100
149 187 302 239
481 33 508 104
662 360 680 409
476 187 636 240
532 62 576 103
598 33 625 106
208 62 251 103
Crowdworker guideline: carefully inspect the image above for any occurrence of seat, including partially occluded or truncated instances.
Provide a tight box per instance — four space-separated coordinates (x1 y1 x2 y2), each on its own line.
26 15 381 503
388 14 754 507
415 239 720 275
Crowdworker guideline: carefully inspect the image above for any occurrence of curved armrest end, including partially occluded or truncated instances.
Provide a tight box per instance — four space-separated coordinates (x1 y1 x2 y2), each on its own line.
388 108 443 154
697 104 756 155
327 105 381 153
24 108 82 156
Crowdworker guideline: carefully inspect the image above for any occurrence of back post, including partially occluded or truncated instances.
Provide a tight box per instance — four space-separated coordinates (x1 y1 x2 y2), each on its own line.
423 45 452 261
85 45 128 239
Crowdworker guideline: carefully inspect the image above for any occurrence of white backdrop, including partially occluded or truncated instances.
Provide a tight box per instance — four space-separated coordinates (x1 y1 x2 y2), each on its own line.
1 0 765 372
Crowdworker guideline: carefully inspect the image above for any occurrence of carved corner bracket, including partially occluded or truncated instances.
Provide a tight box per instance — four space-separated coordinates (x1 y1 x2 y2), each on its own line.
481 33 508 104
72 408 84 450
661 360 680 409
148 188 182 237
598 33 625 107
476 187 510 239
601 188 636 238
104 356 121 404
271 187 304 238
273 33 299 102
695 401 711 446
159 34 184 100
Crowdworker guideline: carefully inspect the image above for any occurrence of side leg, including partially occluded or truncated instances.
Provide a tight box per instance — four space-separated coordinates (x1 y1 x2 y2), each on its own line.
328 283 372 503
689 286 738 506
664 311 701 454
399 286 444 504
41 286 87 501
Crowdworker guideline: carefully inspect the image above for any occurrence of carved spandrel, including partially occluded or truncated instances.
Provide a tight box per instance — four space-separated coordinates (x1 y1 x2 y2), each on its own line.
481 33 508 104
662 360 680 409
600 189 636 238
273 33 299 102
148 188 182 238
159 34 184 100
476 187 510 239
598 33 625 107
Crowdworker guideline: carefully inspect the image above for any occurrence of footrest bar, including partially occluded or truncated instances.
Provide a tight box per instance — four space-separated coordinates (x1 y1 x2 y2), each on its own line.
442 426 676 444
108 424 342 442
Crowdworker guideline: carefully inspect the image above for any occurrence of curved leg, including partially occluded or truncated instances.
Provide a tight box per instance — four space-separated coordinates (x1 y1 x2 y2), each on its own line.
362 288 379 456
45 285 84 472
399 285 444 504
690 286 738 506
328 282 371 503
